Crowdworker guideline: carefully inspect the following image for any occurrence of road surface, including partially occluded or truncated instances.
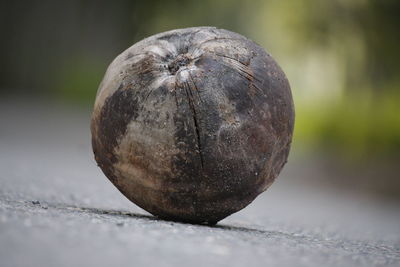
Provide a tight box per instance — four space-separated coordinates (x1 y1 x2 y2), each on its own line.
0 98 399 267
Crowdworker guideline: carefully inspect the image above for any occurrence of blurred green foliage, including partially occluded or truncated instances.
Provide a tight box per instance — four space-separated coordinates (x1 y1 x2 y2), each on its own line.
1 0 399 157
296 90 400 157
56 57 106 104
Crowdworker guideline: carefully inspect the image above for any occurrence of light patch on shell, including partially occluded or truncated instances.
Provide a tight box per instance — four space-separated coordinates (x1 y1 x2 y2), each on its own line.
148 75 175 93
93 53 128 111
112 90 179 190
175 66 198 87
144 40 177 58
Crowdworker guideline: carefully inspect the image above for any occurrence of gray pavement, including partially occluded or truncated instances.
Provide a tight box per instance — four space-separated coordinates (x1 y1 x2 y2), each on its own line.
0 98 399 267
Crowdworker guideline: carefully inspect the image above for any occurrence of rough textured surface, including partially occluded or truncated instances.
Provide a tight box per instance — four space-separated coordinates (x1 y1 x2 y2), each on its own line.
91 27 294 224
0 100 399 267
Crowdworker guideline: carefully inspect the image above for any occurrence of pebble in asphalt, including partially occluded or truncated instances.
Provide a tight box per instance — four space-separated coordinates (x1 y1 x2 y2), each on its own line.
0 99 399 267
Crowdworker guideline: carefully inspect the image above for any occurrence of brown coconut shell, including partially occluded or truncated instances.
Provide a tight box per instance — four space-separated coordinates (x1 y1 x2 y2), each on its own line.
91 27 294 224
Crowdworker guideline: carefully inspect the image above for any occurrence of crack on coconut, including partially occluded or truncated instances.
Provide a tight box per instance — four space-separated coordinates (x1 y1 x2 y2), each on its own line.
182 80 204 169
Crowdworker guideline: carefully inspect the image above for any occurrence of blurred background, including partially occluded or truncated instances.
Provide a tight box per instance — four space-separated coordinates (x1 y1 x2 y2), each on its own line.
1 0 399 202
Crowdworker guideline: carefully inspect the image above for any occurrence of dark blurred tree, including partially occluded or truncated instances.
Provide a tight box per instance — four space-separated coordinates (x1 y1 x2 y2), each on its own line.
1 0 399 97
362 0 400 92
0 0 160 98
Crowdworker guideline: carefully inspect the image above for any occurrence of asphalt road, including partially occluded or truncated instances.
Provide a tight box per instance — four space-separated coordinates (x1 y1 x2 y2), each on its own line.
0 98 399 267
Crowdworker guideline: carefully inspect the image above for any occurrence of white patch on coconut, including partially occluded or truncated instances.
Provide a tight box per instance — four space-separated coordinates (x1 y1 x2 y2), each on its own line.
112 76 180 190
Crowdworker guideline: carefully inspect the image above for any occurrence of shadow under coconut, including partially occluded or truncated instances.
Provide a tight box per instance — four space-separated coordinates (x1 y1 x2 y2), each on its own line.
28 199 267 233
